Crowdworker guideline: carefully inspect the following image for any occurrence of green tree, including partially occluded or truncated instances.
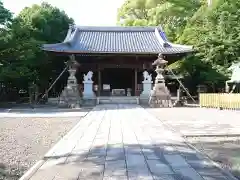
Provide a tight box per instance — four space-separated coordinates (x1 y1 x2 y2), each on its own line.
0 0 12 77
175 0 240 89
16 2 74 43
117 0 201 41
0 0 12 54
0 0 12 26
0 2 74 93
118 0 240 91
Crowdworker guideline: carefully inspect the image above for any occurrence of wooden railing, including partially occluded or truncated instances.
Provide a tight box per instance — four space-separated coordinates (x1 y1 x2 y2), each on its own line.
199 93 240 109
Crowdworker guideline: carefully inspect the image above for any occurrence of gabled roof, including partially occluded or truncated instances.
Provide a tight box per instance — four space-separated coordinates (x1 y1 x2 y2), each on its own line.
42 25 193 55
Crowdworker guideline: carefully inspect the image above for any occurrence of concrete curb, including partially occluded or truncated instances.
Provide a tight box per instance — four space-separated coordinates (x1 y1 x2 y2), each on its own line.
44 111 89 157
185 134 240 138
19 160 46 180
184 103 200 107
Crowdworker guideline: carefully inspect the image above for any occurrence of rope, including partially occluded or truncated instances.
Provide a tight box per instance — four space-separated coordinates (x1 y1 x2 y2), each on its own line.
166 67 196 103
36 64 69 104
230 84 236 93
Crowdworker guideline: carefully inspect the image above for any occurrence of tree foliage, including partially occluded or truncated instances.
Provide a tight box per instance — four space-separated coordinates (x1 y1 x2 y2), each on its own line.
0 0 12 26
118 0 201 41
0 2 74 97
0 0 12 55
118 0 240 91
177 0 240 88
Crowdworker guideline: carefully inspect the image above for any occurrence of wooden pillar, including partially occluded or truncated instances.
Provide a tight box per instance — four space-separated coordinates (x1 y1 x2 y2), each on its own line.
134 68 138 96
98 68 101 96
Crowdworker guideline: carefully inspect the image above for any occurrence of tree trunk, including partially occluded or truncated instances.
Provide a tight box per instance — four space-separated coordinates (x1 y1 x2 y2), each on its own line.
208 0 212 6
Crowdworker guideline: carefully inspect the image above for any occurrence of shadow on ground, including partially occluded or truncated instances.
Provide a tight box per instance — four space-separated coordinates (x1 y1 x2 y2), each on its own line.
0 163 26 180
187 137 240 179
39 142 234 180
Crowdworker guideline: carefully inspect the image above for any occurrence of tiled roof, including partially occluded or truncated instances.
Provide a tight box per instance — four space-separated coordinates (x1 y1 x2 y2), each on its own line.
42 26 193 54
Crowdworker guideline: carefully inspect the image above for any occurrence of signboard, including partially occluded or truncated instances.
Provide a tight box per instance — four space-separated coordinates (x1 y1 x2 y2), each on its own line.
103 84 110 90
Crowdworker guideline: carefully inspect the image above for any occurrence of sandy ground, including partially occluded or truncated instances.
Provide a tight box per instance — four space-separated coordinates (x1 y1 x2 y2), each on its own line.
0 116 81 180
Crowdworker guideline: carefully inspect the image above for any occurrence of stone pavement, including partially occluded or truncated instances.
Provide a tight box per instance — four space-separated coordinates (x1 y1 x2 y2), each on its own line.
148 107 240 136
21 105 235 180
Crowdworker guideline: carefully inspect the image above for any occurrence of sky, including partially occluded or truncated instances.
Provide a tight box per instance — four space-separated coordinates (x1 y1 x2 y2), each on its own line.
2 0 125 26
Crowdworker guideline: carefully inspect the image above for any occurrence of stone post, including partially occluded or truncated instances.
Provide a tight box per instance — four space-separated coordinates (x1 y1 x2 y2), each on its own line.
225 81 230 93
83 72 95 98
82 71 96 106
141 80 152 97
141 71 153 97
29 82 37 107
173 87 184 107
139 71 153 104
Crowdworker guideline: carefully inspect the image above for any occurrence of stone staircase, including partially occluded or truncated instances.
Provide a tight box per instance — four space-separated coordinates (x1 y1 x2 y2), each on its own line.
97 96 139 104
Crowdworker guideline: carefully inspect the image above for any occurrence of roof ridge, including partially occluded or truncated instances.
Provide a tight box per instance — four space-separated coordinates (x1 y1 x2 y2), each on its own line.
75 26 159 32
42 25 193 54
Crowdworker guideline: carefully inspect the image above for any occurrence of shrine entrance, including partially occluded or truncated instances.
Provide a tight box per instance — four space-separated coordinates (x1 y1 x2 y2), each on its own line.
101 68 135 96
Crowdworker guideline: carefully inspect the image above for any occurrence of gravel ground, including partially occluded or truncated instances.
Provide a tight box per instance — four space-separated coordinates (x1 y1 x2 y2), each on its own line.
187 136 240 180
0 116 81 180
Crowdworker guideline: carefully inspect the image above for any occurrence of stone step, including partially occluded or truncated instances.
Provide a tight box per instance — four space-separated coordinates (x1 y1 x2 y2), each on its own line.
47 98 59 105
97 97 139 104
48 96 140 105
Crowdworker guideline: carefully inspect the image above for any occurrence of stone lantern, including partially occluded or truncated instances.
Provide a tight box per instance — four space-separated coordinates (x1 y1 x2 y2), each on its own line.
149 54 172 108
59 55 81 108
152 54 168 84
66 57 79 87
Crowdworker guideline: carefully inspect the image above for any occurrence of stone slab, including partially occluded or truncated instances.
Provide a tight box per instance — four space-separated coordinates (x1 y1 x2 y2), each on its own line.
147 160 174 175
164 154 190 168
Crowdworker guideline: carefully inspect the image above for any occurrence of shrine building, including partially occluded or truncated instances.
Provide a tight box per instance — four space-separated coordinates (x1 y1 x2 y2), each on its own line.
43 25 192 100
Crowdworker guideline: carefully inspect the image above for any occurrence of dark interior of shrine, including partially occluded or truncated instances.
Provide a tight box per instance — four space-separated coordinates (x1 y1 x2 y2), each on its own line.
102 68 134 90
75 68 155 96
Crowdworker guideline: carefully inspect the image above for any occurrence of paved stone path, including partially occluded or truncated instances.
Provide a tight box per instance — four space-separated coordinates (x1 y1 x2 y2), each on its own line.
22 105 235 180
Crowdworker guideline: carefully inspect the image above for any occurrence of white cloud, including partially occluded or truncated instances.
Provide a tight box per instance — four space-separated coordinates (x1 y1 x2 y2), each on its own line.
2 0 124 26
